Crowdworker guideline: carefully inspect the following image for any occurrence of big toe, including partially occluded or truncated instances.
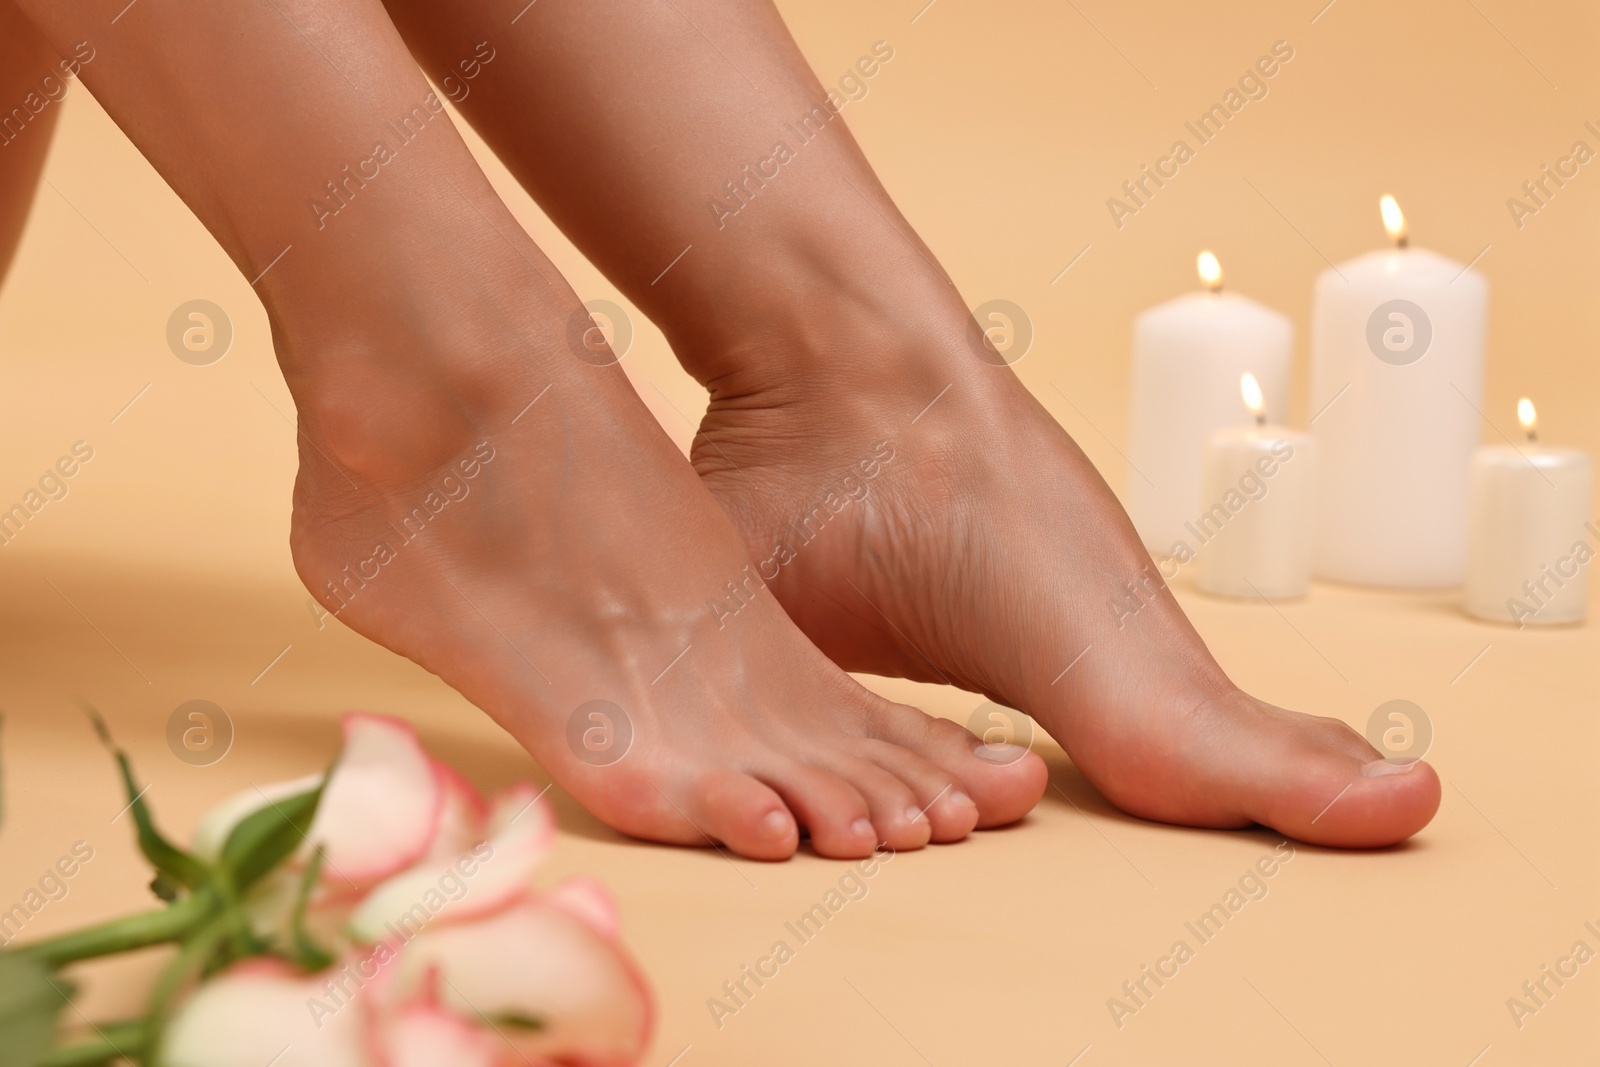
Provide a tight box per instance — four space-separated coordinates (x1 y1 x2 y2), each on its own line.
1075 694 1441 848
1257 735 1441 848
1220 701 1441 847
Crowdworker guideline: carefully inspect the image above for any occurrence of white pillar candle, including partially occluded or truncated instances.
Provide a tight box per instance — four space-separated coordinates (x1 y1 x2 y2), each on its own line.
1465 399 1594 626
1309 196 1488 587
1194 374 1318 599
1128 252 1292 558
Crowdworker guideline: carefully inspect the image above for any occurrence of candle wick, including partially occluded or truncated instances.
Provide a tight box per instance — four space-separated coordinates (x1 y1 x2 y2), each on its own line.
1254 413 1266 427
1395 235 1409 249
1526 429 1537 444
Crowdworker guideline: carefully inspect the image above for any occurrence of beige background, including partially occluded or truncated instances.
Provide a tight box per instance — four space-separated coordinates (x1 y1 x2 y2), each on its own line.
1 0 1596 1063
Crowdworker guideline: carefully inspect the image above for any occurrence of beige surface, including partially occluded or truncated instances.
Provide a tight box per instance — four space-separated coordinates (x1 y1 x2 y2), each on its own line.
1 0 1597 1063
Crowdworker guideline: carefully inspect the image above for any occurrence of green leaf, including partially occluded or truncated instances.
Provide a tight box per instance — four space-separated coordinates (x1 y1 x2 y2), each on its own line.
0 954 73 1067
218 780 325 894
81 705 208 892
486 1011 545 1031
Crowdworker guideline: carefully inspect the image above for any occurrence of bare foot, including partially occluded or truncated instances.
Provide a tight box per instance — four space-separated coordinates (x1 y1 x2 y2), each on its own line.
283 258 1045 861
354 0 1436 848
688 293 1440 849
2 0 1041 861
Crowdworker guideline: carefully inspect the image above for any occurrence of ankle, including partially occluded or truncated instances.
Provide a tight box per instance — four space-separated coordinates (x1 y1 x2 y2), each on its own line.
270 275 568 485
672 247 982 407
288 350 480 485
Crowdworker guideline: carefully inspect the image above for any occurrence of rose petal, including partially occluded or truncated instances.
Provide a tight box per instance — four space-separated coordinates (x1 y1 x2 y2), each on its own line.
347 784 554 944
161 960 371 1067
377 1002 504 1067
190 714 443 889
422 760 490 863
313 715 444 885
235 866 357 947
545 878 620 942
387 899 652 1067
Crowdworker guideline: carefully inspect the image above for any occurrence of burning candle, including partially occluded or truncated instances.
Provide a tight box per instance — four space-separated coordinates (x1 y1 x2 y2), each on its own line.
1194 373 1317 599
1128 252 1292 559
1309 195 1488 587
1464 399 1594 626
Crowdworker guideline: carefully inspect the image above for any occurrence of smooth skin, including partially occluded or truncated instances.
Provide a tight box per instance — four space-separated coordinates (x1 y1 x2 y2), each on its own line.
5 0 1046 861
0 2 63 289
1 0 1438 854
377 0 1440 847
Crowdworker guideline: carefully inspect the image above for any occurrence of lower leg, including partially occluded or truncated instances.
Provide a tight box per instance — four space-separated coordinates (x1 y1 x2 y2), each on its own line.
384 0 1439 846
0 3 67 289
13 0 1042 859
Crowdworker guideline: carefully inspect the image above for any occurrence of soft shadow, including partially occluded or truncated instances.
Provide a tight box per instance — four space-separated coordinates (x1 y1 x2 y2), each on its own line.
1038 746 1433 854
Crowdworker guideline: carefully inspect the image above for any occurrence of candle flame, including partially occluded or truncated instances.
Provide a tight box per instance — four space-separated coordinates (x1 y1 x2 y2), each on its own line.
1240 372 1265 417
1196 250 1223 292
1517 397 1537 434
1379 194 1408 246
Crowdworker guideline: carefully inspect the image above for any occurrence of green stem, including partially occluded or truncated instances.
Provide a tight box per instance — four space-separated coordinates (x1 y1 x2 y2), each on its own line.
14 893 215 969
139 911 236 1065
39 1022 145 1067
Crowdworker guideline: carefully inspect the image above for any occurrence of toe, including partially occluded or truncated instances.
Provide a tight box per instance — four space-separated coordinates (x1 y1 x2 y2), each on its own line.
1050 687 1442 848
685 766 800 861
808 748 934 851
1250 716 1442 848
1182 699 1443 848
856 739 979 843
868 702 1049 829
755 759 883 859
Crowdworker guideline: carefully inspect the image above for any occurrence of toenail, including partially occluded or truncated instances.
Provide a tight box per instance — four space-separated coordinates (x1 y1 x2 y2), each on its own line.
973 742 1029 765
850 817 874 838
1361 758 1420 777
762 810 792 837
950 790 977 808
904 805 925 824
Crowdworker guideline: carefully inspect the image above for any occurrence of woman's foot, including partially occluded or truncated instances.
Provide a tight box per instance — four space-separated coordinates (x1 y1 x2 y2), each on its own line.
360 0 1434 848
685 287 1440 849
280 249 1045 862
5 0 1042 860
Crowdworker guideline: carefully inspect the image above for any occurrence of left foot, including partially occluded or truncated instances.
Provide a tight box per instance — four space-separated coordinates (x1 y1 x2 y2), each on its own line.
676 278 1440 849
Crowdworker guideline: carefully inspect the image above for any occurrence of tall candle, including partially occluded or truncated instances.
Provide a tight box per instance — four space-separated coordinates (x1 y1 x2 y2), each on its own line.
1129 252 1292 558
1195 374 1317 599
1465 399 1593 625
1309 196 1488 587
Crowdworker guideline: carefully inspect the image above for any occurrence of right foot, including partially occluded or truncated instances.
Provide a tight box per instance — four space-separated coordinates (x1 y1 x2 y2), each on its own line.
279 238 1045 862
680 285 1440 850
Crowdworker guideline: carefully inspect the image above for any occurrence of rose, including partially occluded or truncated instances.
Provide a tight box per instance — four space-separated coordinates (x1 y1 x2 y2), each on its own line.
0 709 652 1067
159 713 654 1067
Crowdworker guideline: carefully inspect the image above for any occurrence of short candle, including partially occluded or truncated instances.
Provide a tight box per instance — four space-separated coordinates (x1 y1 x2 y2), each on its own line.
1195 373 1318 599
1464 398 1594 626
1128 251 1292 558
